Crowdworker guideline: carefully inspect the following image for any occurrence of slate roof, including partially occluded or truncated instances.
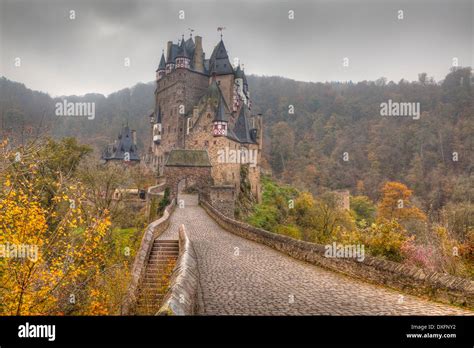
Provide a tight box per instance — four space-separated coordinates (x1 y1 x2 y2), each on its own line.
233 106 254 144
234 65 244 79
209 40 234 75
167 43 179 63
185 37 195 54
102 124 140 161
165 149 212 167
156 52 166 71
177 37 191 58
214 95 228 122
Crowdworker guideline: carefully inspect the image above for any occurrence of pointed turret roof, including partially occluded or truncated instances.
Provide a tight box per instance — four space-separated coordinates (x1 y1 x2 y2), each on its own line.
234 65 245 79
177 35 191 58
214 95 228 122
167 43 179 63
156 52 166 72
185 37 195 52
209 40 234 75
233 106 254 144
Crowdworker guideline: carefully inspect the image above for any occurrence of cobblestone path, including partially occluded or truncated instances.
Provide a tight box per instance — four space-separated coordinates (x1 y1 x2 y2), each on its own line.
159 194 472 315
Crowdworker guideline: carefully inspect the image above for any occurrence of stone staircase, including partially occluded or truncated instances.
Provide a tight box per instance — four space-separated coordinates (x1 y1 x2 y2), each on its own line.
135 239 179 314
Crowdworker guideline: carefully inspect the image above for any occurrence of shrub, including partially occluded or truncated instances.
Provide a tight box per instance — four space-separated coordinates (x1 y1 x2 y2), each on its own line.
400 240 438 272
274 224 302 239
157 188 170 216
247 204 280 230
337 219 411 262
350 195 376 226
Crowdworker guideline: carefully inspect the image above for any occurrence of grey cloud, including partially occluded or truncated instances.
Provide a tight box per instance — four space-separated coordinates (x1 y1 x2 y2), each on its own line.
0 0 471 96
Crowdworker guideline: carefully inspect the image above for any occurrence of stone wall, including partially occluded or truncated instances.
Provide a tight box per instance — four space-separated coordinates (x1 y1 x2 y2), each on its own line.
157 224 199 315
334 189 350 210
208 185 235 218
164 165 213 199
200 199 474 309
121 200 176 315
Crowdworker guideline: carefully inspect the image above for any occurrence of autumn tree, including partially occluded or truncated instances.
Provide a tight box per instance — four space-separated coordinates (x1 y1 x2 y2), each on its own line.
378 181 426 222
350 195 376 226
0 139 111 315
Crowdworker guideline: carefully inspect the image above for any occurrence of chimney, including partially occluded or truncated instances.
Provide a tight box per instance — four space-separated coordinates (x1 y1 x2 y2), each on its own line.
166 41 173 62
194 36 204 73
131 130 137 145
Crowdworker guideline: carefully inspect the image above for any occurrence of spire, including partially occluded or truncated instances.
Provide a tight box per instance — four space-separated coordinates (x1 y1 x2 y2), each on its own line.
214 95 228 122
157 50 166 71
217 26 226 40
209 39 233 75
233 106 253 143
177 35 190 58
234 65 244 79
212 94 228 137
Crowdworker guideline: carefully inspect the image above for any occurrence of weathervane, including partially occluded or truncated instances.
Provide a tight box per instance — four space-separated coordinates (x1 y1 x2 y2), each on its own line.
217 27 226 39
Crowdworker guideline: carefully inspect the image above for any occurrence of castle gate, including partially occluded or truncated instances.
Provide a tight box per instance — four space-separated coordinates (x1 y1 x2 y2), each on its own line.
163 149 213 200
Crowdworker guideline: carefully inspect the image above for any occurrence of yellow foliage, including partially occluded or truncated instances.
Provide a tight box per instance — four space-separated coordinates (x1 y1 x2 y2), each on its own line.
0 145 111 315
378 181 426 222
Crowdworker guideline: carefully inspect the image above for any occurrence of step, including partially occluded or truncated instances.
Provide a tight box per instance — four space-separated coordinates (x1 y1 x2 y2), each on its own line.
151 248 179 253
138 293 166 300
148 257 178 262
142 275 167 284
145 266 174 272
140 282 169 287
152 245 179 249
152 247 177 251
147 258 176 263
141 283 168 288
148 259 177 264
150 253 178 257
153 243 178 247
149 250 179 255
137 294 165 304
145 266 175 272
149 255 178 259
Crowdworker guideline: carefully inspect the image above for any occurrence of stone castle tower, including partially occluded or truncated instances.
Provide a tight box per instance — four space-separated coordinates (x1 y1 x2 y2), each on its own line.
147 33 263 208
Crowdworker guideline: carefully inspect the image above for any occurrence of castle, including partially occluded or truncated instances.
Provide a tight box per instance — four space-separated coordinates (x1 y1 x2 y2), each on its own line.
147 33 263 210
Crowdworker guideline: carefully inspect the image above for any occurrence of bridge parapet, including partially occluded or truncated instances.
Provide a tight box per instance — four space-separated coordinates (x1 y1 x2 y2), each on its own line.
200 199 474 309
157 224 199 315
122 199 176 315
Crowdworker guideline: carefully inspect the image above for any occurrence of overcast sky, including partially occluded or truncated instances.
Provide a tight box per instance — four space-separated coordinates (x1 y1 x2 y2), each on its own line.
0 0 472 96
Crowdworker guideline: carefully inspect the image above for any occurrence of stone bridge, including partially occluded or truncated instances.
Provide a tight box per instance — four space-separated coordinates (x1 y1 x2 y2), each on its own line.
153 194 472 315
